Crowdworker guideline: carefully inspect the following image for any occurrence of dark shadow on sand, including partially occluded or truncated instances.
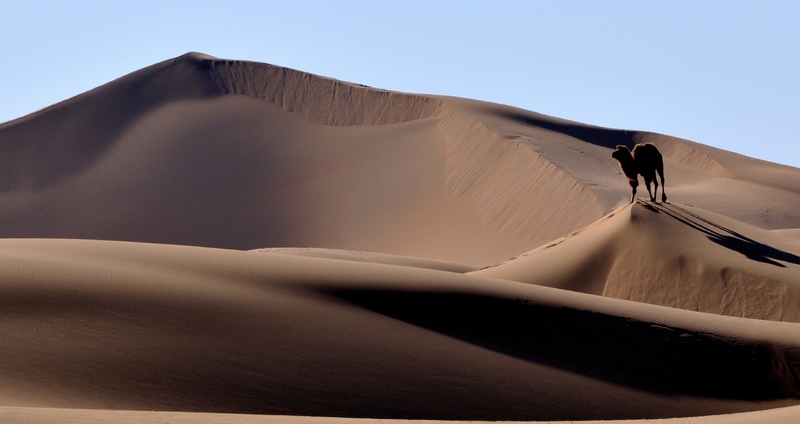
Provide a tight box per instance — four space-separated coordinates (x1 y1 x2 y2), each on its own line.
326 287 798 407
643 202 800 267
495 110 637 149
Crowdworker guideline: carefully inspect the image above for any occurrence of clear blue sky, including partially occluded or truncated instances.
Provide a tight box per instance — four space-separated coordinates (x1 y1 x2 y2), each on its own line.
2 1 799 168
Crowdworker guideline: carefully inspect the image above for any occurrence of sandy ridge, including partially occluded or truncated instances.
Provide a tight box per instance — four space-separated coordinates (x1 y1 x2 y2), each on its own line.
203 53 444 126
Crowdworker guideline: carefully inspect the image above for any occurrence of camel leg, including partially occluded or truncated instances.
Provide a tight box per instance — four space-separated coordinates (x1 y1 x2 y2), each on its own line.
658 168 667 202
628 180 639 203
629 180 638 203
643 176 655 202
653 178 660 202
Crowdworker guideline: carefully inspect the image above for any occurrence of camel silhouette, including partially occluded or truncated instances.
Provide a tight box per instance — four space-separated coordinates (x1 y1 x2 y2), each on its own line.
612 143 667 203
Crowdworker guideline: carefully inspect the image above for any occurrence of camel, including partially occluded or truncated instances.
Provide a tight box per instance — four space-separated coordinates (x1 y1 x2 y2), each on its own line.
612 143 667 203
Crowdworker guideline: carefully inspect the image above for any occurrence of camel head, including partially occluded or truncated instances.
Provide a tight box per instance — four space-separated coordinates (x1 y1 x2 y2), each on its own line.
611 145 633 162
612 145 639 185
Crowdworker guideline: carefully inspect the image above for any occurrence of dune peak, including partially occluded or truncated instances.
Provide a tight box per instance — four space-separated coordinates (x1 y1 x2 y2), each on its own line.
181 51 219 61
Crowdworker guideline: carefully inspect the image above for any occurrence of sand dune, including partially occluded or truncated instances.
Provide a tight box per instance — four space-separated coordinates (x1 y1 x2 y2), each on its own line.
1 237 800 421
1 52 800 422
478 201 800 322
2 53 798 264
5 405 800 424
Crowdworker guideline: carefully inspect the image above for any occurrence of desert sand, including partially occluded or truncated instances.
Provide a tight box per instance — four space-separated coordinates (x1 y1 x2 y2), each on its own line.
0 52 799 423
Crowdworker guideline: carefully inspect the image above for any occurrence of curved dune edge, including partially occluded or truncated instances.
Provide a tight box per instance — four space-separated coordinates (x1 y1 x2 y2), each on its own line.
2 405 800 424
206 54 444 127
253 247 476 273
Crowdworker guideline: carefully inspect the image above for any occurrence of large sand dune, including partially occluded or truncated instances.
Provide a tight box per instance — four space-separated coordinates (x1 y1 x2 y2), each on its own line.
2 53 798 264
1 53 800 422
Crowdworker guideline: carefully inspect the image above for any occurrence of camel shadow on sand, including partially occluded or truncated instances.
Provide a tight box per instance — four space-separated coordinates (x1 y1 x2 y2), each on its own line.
640 201 800 268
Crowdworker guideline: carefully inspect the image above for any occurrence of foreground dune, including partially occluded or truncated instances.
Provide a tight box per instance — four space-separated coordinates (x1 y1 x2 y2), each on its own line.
1 225 800 421
1 53 800 422
4 405 800 424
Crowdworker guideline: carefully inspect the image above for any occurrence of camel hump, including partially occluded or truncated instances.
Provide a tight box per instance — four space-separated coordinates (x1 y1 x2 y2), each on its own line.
631 143 663 163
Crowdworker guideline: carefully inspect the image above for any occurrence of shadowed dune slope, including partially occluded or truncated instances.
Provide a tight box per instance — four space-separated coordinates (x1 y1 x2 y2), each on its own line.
1 238 800 421
1 53 799 266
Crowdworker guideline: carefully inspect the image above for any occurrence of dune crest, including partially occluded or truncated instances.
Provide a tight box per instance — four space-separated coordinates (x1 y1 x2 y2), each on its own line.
205 54 444 126
640 133 732 177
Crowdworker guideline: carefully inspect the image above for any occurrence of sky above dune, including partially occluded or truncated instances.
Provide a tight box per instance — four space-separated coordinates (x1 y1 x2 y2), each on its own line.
2 1 799 168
